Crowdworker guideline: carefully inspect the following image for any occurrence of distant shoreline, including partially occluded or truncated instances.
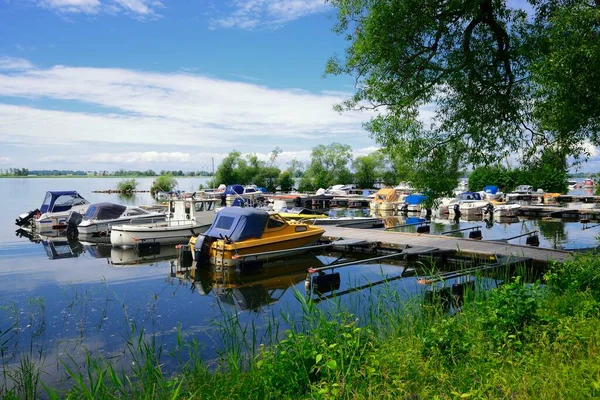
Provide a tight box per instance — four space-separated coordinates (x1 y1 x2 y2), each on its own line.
0 175 214 179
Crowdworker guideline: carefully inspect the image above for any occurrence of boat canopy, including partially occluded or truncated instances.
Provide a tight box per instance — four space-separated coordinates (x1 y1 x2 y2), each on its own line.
404 194 427 205
40 191 88 213
256 187 268 193
484 185 498 194
205 207 269 242
374 188 399 202
84 203 127 220
457 192 482 201
225 185 244 195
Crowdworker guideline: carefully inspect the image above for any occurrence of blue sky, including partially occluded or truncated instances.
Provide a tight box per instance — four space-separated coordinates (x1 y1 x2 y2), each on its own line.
0 0 597 173
0 0 377 171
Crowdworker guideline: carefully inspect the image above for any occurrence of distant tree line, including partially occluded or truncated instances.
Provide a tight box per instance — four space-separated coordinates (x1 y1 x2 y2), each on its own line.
0 168 30 176
0 169 213 177
210 143 446 192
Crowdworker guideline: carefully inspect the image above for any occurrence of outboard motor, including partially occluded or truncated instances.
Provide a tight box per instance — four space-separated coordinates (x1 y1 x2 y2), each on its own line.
401 203 409 214
294 196 302 207
15 209 40 227
483 203 494 215
220 193 227 207
453 203 461 218
66 211 83 239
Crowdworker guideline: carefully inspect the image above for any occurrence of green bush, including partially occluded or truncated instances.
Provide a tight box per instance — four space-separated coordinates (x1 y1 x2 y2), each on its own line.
116 178 137 192
151 175 177 196
278 171 294 192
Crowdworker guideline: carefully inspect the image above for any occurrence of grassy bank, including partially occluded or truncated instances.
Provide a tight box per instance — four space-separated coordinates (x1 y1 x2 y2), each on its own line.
4 254 600 399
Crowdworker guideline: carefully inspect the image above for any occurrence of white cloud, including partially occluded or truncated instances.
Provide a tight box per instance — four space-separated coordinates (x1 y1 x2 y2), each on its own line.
211 0 330 30
39 0 102 14
0 156 10 164
37 0 162 17
0 59 374 169
0 56 33 70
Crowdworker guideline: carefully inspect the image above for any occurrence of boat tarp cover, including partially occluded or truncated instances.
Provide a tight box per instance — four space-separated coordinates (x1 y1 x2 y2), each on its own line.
205 207 269 242
225 185 244 195
40 191 87 213
375 188 398 202
404 194 427 205
484 185 498 194
84 203 127 220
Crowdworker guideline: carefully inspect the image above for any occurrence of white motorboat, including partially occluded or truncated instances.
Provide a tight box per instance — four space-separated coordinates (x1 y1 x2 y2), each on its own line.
399 194 428 213
447 192 491 216
15 191 90 233
490 204 521 218
77 202 166 236
110 198 217 248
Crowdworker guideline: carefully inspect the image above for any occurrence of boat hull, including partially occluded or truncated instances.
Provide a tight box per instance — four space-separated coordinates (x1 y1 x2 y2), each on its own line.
110 221 211 248
209 231 324 267
32 205 90 233
78 215 166 236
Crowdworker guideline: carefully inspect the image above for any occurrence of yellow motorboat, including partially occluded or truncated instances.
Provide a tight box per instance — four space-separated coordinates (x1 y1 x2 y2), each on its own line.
278 207 328 221
195 207 325 267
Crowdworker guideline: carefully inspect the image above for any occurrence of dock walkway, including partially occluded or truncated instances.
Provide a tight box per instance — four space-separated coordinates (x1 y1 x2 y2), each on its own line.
322 226 572 263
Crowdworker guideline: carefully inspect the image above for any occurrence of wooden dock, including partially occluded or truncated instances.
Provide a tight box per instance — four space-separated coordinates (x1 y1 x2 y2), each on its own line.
518 205 600 219
322 226 572 263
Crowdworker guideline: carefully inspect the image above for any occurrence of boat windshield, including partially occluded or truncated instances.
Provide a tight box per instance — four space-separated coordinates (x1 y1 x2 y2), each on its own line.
47 193 88 213
457 192 482 201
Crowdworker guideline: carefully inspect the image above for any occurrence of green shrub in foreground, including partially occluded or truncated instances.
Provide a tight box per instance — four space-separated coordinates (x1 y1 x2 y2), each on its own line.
6 255 600 399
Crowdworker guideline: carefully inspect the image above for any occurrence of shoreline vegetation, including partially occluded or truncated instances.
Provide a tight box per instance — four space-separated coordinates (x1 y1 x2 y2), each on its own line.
3 253 600 398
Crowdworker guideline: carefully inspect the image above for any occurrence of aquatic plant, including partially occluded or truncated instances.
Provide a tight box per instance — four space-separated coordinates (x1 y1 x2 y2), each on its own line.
150 175 177 196
116 179 137 193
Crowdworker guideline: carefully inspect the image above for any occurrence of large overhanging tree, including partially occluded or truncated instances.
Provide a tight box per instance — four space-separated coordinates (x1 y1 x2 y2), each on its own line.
326 0 600 195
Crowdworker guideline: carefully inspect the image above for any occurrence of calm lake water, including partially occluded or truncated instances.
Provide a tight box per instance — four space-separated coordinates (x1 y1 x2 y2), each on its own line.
0 178 597 387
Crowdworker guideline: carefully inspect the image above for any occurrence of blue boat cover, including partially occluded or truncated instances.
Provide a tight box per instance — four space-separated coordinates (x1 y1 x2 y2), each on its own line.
484 185 498 194
225 185 244 195
404 194 427 205
40 191 87 213
256 187 268 193
205 207 269 241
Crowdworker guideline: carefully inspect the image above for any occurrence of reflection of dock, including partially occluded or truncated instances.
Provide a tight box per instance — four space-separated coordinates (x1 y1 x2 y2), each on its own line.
321 226 571 263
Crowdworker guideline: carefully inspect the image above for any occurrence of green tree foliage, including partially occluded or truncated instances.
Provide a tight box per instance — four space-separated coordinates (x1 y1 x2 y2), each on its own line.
327 0 600 193
151 175 178 196
116 178 137 192
353 152 385 188
211 149 282 191
287 158 305 178
302 143 354 190
278 171 295 192
469 150 569 193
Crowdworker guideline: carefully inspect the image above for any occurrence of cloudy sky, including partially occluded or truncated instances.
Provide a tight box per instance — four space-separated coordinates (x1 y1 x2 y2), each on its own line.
0 0 598 172
0 0 380 171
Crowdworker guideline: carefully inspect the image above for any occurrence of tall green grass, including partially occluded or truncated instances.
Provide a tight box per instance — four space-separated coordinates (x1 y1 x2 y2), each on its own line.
3 254 600 398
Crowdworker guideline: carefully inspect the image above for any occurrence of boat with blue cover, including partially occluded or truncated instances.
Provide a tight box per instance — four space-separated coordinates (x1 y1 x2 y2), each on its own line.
15 191 90 233
194 207 324 266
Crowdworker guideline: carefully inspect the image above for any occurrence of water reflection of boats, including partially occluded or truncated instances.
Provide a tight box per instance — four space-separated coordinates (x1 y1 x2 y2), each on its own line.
84 243 179 267
15 229 86 260
171 253 325 310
